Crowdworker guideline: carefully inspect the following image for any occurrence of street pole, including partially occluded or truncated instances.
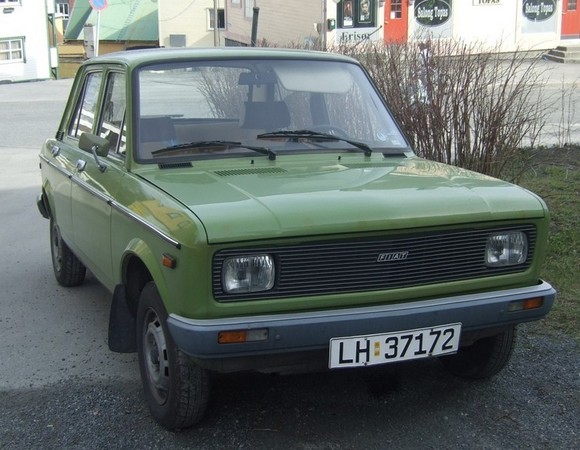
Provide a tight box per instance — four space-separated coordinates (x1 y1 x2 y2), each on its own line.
213 0 219 46
321 0 327 50
251 7 259 46
95 10 100 56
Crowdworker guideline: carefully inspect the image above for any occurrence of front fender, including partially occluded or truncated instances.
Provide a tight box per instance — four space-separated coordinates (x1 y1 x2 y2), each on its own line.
121 238 170 301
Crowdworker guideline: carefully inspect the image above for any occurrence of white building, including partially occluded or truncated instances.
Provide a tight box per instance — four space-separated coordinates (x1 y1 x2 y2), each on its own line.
0 0 54 83
406 0 566 53
222 1 578 53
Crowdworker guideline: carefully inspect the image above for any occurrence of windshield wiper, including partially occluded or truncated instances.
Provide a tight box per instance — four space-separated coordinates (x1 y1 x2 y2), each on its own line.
151 140 276 160
256 130 372 157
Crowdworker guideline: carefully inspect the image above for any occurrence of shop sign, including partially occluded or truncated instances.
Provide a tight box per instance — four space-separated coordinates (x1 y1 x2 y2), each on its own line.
473 0 502 5
415 0 451 27
336 28 382 44
522 0 556 22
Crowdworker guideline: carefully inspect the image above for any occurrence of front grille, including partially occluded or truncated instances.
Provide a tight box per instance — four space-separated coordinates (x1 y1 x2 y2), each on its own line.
212 225 536 301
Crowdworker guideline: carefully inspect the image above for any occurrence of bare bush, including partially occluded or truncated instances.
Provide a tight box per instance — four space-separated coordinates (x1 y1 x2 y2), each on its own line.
198 68 246 118
340 38 549 180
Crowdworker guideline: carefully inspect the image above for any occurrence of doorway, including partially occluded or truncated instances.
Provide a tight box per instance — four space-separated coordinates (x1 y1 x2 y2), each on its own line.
384 0 408 43
562 0 580 38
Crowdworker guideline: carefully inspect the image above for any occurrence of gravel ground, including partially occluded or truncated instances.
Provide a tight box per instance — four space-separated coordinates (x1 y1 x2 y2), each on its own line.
1 325 578 450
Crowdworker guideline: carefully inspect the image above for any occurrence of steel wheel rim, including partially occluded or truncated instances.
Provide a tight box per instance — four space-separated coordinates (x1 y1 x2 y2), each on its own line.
143 309 170 405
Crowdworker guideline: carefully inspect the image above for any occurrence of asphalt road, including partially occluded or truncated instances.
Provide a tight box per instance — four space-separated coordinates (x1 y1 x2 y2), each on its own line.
0 64 578 449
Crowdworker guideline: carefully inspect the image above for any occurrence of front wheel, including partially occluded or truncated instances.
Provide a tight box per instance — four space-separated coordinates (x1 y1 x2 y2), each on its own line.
136 282 210 430
440 327 517 379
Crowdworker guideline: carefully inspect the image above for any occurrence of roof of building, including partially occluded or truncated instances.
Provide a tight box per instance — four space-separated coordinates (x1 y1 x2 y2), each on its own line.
65 0 159 42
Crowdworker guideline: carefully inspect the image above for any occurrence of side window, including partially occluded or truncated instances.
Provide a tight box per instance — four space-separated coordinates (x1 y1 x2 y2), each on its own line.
98 72 126 155
68 71 103 138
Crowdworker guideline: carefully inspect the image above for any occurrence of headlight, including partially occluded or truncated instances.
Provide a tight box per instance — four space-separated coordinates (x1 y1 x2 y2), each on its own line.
485 231 528 267
223 255 275 294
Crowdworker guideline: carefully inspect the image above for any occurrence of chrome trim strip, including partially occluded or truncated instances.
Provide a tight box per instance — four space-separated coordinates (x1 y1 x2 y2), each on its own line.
71 175 110 203
74 177 181 249
40 154 73 179
41 154 181 249
110 201 181 249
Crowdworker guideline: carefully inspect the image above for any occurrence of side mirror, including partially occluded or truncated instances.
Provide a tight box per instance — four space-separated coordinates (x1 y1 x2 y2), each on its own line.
79 133 110 157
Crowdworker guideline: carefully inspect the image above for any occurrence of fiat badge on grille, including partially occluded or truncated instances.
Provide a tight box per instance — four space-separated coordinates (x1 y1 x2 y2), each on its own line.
377 251 409 262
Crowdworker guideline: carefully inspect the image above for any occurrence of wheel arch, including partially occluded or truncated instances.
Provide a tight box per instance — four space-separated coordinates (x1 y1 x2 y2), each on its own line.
40 185 55 220
108 238 172 353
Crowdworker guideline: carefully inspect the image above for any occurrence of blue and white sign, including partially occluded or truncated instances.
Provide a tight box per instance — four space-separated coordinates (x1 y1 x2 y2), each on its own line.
89 0 108 11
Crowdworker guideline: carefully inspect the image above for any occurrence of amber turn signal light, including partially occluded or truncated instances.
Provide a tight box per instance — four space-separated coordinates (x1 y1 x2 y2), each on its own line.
508 297 543 312
161 253 177 269
218 329 268 344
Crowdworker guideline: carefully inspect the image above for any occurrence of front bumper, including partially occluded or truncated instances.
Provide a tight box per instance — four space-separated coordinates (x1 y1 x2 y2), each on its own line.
168 281 555 361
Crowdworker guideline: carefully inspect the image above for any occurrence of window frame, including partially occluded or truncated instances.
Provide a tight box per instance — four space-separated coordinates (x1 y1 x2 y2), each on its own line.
68 70 104 140
244 0 254 18
0 37 25 64
337 0 377 29
55 1 70 17
98 71 127 157
207 7 225 31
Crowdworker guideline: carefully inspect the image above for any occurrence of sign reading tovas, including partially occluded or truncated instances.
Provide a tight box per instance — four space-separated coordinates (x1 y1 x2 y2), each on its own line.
522 0 556 22
415 0 451 27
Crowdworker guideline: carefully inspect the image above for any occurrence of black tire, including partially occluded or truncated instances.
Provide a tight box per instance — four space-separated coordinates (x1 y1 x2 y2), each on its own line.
136 282 210 430
440 327 517 380
50 218 86 287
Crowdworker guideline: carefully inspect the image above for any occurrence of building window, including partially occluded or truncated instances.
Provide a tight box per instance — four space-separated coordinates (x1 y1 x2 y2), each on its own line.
55 1 70 17
390 0 402 19
169 34 186 47
0 37 24 63
338 0 376 28
244 0 254 18
208 8 225 30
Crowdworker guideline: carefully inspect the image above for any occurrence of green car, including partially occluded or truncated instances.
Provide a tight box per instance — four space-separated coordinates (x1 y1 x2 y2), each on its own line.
37 48 555 430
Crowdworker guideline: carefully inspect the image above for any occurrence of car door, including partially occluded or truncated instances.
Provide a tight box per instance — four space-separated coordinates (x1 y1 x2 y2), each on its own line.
66 68 127 289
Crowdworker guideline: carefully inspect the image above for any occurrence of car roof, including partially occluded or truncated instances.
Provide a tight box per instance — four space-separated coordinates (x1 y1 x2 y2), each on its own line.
84 47 359 69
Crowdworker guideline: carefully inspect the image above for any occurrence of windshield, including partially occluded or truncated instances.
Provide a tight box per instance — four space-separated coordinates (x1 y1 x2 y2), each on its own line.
136 58 409 162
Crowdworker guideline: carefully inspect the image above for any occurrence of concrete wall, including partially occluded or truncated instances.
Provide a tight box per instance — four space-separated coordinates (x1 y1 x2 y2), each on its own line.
0 0 52 82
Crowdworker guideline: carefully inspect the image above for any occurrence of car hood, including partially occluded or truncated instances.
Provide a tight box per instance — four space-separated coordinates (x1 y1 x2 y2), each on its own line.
136 156 546 244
